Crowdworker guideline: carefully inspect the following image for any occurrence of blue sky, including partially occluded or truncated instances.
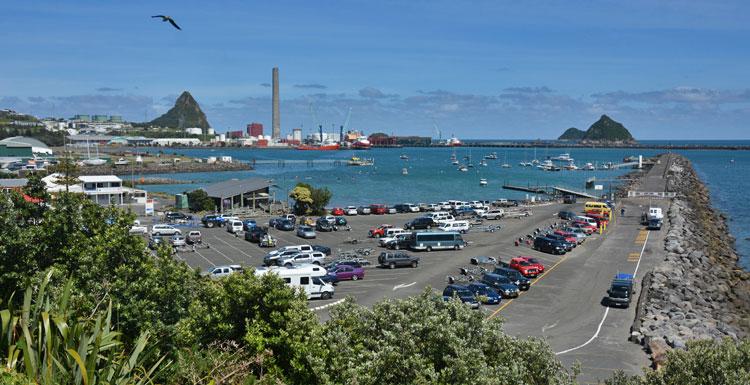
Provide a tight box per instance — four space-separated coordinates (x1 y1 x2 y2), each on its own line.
1 0 749 139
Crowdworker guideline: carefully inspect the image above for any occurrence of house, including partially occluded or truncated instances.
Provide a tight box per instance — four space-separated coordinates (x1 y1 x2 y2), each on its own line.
42 174 147 205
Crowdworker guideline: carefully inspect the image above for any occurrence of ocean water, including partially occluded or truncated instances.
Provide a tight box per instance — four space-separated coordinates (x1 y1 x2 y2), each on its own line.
133 145 749 269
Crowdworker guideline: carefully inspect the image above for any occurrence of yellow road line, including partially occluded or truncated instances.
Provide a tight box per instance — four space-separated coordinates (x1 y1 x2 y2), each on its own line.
487 253 569 319
627 252 640 262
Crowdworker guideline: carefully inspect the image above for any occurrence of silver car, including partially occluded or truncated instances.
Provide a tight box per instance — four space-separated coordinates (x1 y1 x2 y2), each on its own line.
170 234 187 247
296 225 316 239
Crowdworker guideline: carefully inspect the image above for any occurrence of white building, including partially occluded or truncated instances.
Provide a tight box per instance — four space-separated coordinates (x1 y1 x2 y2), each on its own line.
185 127 203 135
42 174 147 206
150 138 201 146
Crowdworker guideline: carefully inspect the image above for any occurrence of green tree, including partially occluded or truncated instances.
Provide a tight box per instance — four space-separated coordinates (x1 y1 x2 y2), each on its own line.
320 290 577 385
289 185 313 215
186 189 215 212
22 173 49 201
49 156 81 193
605 338 750 385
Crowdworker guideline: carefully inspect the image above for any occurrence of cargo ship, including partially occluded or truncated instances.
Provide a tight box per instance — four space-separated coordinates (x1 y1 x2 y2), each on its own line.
351 136 371 150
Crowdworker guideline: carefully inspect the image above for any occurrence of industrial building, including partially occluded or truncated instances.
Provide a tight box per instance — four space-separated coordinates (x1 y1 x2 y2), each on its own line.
0 137 54 158
247 122 263 137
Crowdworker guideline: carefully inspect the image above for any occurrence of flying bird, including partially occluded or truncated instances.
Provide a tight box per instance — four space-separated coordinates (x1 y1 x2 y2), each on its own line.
151 15 181 30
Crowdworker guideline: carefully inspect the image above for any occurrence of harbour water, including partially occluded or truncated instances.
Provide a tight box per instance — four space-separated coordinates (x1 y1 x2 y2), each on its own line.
134 144 750 269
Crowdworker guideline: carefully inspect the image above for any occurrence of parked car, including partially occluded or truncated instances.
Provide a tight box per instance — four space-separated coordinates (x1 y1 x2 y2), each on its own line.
563 195 577 204
513 256 545 274
315 218 334 232
227 220 244 234
404 217 436 230
544 233 575 251
393 203 411 213
242 219 257 231
325 260 363 270
370 204 387 215
151 224 181 236
554 229 584 244
563 226 590 238
481 209 504 220
379 228 410 246
647 218 663 230
164 211 191 223
466 282 502 305
558 211 577 220
207 265 243 279
170 234 187 247
480 273 520 298
244 226 267 243
533 236 567 255
384 233 412 250
129 220 149 234
324 264 365 283
202 214 228 228
386 206 397 214
345 206 358 215
333 216 348 226
508 257 540 278
378 251 419 269
470 256 498 265
281 214 297 224
369 224 393 238
148 236 165 250
331 207 345 216
570 222 596 234
263 249 305 266
275 219 295 231
186 230 202 244
296 225 317 239
357 206 371 215
426 203 441 211
278 251 326 267
312 244 332 255
442 284 480 309
493 267 531 290
453 206 476 218
437 220 470 234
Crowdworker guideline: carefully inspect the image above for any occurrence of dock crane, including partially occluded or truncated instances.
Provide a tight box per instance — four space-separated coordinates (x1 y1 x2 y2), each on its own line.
309 102 323 144
340 107 352 143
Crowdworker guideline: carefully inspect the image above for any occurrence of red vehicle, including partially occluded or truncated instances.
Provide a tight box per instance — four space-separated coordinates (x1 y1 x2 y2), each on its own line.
553 230 579 244
514 256 545 274
331 207 345 216
368 224 393 238
509 257 540 278
370 204 387 215
586 214 610 227
571 221 597 234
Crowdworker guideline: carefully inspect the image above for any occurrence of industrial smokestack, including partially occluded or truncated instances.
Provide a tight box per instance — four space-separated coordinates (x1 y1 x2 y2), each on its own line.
272 67 280 139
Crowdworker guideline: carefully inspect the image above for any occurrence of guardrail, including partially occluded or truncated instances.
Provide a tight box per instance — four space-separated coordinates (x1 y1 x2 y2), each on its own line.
627 191 677 199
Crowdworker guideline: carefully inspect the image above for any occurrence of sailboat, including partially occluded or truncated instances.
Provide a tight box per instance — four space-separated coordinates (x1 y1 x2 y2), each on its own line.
479 178 488 186
82 140 106 166
402 167 409 175
479 159 488 167
500 152 511 168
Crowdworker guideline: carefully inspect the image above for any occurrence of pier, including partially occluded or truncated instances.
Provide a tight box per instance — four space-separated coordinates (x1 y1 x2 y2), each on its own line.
551 186 598 199
250 159 345 167
502 183 548 194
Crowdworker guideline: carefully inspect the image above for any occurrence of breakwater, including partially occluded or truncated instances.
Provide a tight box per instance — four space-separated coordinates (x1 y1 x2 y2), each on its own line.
79 161 252 176
633 155 750 359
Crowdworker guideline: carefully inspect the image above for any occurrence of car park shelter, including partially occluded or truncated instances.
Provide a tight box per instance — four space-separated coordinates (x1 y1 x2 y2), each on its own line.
203 178 271 213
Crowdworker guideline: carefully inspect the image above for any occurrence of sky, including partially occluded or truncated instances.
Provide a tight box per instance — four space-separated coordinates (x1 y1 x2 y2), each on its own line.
1 0 749 139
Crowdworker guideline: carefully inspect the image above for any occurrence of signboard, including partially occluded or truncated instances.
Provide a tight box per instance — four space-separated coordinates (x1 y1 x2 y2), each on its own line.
594 184 604 190
145 199 155 216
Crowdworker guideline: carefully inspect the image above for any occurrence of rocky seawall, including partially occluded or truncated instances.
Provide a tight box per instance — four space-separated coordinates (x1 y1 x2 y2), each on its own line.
634 155 750 355
78 161 252 176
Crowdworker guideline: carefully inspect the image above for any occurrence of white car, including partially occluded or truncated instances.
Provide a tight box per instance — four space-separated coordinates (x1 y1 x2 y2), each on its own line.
438 201 452 210
208 265 243 279
151 224 181 236
226 220 244 233
345 206 358 215
129 220 148 234
481 209 504 220
277 251 326 267
437 220 470 234
406 203 421 213
426 203 441 211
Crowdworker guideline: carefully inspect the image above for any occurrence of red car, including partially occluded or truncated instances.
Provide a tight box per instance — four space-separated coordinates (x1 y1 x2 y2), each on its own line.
509 257 540 278
553 230 579 244
571 221 597 234
369 224 393 238
331 207 345 216
370 204 387 215
514 256 545 274
586 214 609 227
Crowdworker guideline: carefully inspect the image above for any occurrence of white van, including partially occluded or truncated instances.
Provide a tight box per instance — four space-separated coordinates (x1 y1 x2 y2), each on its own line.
267 244 313 257
647 207 663 221
379 228 410 246
254 264 334 300
425 211 451 222
438 220 470 233
227 220 244 233
435 214 455 224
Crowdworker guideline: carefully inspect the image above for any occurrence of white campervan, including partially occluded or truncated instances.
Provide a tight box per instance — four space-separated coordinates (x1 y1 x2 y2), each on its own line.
647 207 663 221
437 220 470 234
254 264 334 300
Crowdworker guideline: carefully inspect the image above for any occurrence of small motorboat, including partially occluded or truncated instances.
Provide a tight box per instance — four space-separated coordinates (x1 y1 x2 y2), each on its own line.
400 154 409 160
452 160 460 165
402 167 408 175
484 152 498 160
582 163 595 171
458 165 468 172
479 178 488 186
479 160 488 167
501 163 511 168
115 158 129 166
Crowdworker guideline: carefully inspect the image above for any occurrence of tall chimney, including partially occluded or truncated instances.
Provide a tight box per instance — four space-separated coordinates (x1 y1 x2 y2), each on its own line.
272 67 280 139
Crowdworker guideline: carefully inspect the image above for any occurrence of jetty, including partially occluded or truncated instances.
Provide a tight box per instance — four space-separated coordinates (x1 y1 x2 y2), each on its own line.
502 183 548 194
551 186 598 199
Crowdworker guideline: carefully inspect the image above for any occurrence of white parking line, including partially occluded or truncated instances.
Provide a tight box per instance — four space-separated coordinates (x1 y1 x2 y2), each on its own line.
192 249 216 267
212 236 256 260
310 298 345 311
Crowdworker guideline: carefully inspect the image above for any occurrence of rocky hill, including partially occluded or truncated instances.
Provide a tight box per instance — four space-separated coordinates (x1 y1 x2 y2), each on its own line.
148 91 210 130
558 115 635 142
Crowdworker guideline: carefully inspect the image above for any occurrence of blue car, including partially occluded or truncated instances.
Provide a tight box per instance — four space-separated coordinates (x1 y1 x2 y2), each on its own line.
242 219 257 231
442 284 480 309
466 282 502 305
